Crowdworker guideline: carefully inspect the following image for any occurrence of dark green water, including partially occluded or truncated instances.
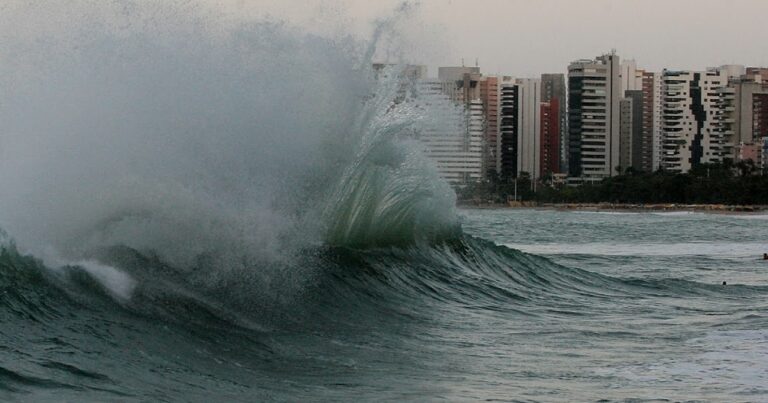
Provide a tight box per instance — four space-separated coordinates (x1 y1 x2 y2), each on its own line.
2 209 767 402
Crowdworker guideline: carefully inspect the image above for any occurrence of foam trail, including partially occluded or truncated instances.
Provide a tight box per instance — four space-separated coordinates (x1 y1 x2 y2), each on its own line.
505 241 768 257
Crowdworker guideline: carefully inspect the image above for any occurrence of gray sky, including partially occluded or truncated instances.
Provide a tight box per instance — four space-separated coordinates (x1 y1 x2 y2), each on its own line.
219 0 767 77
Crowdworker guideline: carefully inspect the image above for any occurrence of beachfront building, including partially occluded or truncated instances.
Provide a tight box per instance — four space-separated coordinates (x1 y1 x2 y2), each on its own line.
480 76 501 177
540 98 561 177
516 78 542 181
496 77 545 182
721 72 768 165
568 53 622 181
643 72 664 171
660 69 729 173
541 73 567 173
618 95 634 172
499 77 519 181
412 69 485 186
619 60 663 172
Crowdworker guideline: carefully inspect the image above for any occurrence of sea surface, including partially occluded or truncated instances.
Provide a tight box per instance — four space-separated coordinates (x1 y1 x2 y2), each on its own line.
2 209 767 402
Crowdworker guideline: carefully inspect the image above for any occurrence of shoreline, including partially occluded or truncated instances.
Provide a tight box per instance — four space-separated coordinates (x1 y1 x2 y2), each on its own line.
458 202 768 214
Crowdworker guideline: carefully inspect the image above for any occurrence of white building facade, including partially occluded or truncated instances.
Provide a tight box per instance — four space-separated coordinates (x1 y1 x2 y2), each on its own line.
415 78 485 186
661 70 729 173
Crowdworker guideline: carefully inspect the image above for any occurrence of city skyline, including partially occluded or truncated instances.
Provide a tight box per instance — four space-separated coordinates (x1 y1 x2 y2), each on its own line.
394 55 768 186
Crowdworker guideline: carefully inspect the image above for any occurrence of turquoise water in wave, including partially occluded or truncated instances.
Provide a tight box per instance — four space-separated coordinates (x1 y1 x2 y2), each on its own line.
2 209 768 401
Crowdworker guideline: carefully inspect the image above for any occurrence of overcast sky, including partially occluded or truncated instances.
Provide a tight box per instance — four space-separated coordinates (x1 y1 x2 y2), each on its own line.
219 0 767 78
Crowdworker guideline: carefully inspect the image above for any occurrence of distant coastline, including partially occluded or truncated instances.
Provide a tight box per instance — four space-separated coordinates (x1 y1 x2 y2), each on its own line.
458 201 768 214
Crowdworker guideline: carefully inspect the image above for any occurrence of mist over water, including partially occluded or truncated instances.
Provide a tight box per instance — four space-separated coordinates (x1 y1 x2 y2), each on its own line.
0 1 455 271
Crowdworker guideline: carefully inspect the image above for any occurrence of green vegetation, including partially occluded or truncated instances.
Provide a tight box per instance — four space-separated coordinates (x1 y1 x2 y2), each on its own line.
459 161 768 205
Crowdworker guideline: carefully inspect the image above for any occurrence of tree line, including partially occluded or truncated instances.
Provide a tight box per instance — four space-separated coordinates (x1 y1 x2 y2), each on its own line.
458 161 768 205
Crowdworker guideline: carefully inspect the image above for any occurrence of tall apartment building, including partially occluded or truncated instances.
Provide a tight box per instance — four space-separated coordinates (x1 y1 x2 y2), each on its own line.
714 63 748 161
415 78 485 185
371 64 484 185
619 97 633 171
541 74 567 173
568 53 622 180
661 69 729 173
745 68 768 169
643 72 663 171
465 99 486 182
620 61 663 172
499 77 519 180
516 78 542 180
540 98 560 177
480 76 501 177
721 77 768 157
624 90 644 171
496 77 544 181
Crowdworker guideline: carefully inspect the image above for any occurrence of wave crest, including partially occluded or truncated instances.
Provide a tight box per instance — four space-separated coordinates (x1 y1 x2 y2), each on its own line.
324 71 459 247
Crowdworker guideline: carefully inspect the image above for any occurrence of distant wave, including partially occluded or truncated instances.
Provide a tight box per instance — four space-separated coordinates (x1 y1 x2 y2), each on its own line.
504 241 768 258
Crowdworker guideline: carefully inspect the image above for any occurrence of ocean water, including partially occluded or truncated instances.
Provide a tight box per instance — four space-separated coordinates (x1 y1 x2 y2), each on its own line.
3 210 768 401
2 2 768 401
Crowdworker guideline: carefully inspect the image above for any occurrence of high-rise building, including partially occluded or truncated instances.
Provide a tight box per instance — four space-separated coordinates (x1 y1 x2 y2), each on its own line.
744 69 768 169
619 97 634 172
541 74 567 173
661 69 729 173
516 78 542 180
496 77 544 181
721 77 768 158
621 61 662 172
415 78 485 185
499 77 519 181
480 76 501 177
540 98 560 177
465 98 486 181
643 72 663 172
624 90 644 171
568 53 622 180
618 93 646 173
